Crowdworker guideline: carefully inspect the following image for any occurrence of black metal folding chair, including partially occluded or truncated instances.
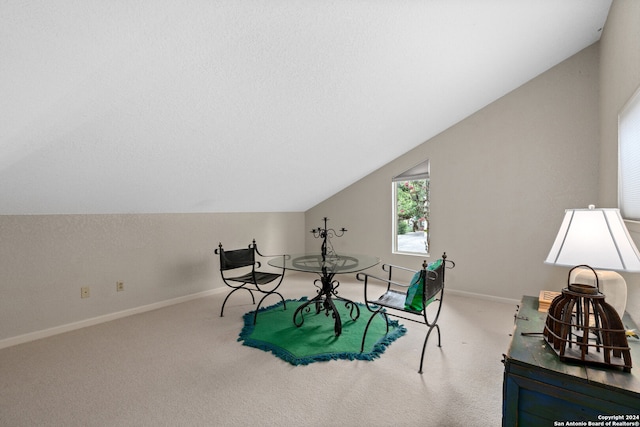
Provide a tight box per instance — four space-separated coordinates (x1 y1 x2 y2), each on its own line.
357 252 454 373
215 239 286 324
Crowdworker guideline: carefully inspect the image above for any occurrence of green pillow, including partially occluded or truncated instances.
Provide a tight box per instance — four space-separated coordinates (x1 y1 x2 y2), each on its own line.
404 271 424 311
404 259 443 311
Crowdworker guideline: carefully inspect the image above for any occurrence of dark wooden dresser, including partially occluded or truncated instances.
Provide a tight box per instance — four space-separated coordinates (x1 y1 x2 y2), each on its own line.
502 295 640 425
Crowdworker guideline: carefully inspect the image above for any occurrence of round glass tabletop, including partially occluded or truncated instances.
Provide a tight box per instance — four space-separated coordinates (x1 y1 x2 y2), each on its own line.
268 252 379 274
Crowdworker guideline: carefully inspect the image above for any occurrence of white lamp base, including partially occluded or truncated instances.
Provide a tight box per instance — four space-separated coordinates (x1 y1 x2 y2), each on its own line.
570 268 627 318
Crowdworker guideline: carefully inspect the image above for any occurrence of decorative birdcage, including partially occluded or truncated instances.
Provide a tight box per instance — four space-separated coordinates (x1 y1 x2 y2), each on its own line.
543 265 632 372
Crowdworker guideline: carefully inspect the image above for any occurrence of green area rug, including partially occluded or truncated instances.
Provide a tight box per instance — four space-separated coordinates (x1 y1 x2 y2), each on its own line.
238 298 406 365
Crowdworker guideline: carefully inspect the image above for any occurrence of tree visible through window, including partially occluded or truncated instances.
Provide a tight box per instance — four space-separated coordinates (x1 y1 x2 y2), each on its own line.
393 160 430 254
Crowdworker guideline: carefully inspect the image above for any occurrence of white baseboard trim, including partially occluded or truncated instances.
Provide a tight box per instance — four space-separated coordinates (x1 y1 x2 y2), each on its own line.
447 288 520 306
0 288 226 350
1 286 519 350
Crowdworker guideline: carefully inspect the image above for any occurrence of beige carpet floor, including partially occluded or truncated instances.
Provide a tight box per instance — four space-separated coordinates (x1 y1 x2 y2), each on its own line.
0 274 517 426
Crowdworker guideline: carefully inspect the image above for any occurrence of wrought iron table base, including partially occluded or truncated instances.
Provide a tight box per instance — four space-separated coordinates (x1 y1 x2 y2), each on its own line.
293 268 360 336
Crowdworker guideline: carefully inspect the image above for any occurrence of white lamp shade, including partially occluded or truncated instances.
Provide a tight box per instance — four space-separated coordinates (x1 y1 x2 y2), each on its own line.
545 207 640 272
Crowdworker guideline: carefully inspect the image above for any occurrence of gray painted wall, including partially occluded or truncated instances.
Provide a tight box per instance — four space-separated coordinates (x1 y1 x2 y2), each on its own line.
0 212 304 344
599 0 640 317
2 0 639 347
305 0 640 315
306 43 601 302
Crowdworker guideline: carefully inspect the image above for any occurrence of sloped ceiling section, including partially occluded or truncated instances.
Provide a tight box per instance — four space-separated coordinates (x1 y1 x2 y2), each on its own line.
0 1 611 214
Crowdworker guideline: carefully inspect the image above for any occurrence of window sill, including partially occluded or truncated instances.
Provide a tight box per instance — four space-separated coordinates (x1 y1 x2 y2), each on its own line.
625 219 640 234
393 251 430 258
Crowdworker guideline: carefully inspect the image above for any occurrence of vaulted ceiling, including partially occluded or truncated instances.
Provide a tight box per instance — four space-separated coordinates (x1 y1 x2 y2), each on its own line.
0 1 612 214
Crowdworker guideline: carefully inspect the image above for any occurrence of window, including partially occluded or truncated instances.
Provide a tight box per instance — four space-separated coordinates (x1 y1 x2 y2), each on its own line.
392 160 430 255
619 86 640 221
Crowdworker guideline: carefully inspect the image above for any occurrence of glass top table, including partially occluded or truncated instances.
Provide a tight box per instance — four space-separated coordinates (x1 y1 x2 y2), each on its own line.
268 253 379 275
268 253 380 336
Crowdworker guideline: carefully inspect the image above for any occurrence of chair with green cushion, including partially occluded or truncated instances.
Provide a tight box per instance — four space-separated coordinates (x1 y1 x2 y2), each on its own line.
215 239 287 324
356 252 454 373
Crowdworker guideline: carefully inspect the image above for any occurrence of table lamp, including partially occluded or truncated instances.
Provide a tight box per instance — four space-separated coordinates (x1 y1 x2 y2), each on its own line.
543 205 638 371
544 205 640 317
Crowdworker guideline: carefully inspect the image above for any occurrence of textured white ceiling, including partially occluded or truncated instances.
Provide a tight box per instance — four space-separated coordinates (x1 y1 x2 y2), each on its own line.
0 0 611 214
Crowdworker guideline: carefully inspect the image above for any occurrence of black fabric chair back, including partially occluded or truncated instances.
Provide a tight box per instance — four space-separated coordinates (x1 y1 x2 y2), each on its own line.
424 263 444 302
219 247 255 271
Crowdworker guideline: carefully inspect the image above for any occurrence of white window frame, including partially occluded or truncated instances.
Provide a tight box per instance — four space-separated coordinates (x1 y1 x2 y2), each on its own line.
619 85 640 222
392 160 430 256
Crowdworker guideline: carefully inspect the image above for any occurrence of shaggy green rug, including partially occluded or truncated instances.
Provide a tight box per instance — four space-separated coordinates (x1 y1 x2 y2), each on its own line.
238 298 406 365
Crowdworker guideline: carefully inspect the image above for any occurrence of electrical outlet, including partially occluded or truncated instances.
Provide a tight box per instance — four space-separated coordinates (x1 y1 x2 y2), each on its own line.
116 281 124 292
81 286 90 298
